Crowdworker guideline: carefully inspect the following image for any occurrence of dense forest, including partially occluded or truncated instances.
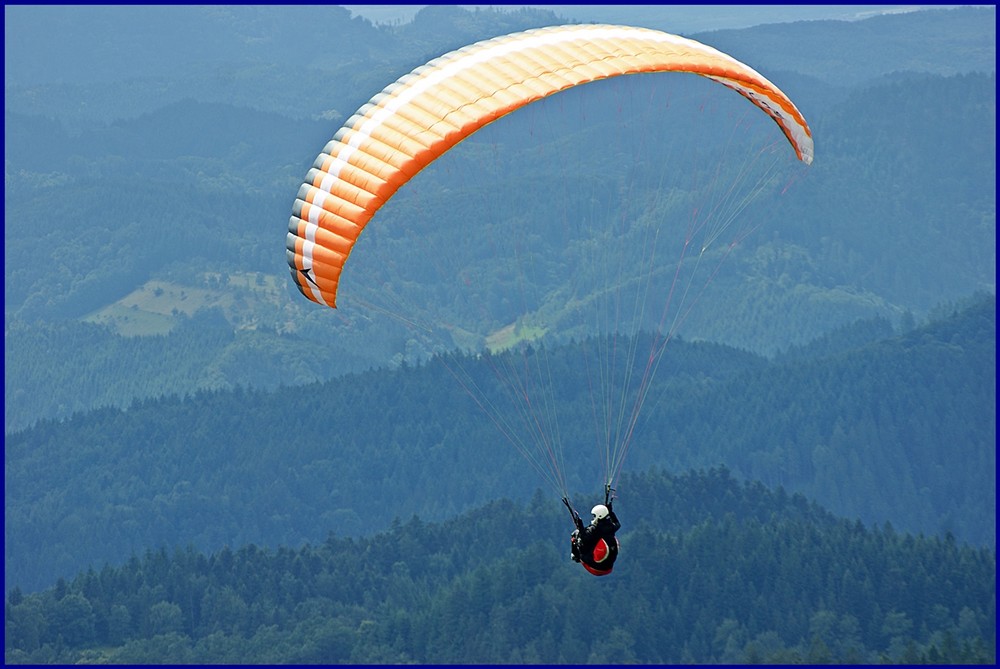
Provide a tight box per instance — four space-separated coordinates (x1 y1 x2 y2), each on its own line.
6 293 994 596
5 468 995 664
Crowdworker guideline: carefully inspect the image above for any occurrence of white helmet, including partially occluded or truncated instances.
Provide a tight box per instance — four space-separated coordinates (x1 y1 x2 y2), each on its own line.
591 504 609 524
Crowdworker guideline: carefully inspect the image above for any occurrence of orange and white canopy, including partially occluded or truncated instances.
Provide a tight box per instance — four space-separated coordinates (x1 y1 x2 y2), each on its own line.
286 23 814 308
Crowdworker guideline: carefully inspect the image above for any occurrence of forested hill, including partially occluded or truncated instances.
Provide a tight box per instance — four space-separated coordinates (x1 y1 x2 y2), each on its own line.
4 467 995 664
5 294 994 594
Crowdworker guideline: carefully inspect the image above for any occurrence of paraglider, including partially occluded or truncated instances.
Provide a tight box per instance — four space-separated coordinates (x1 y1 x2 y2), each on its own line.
565 485 621 576
286 24 813 575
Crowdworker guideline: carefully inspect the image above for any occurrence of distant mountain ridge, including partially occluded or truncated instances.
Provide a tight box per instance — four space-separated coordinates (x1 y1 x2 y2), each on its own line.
691 5 996 87
3 5 993 120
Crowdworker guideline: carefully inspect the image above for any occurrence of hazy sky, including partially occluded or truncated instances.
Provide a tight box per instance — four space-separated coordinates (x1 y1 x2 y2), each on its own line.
340 4 955 32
